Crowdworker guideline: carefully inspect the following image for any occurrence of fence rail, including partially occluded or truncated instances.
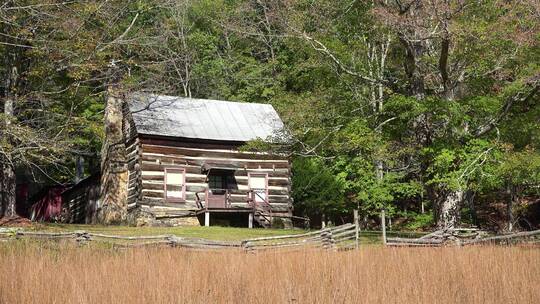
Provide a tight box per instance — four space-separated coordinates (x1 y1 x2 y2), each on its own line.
386 228 540 247
0 223 359 251
241 223 358 252
1 220 539 251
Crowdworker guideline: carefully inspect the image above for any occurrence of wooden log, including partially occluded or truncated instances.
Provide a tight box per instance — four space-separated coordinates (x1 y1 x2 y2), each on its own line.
168 236 241 247
463 229 540 245
327 223 355 234
242 223 354 244
16 231 75 237
333 229 357 240
111 240 172 248
243 229 323 243
336 234 356 241
386 242 442 247
141 144 288 161
250 242 320 251
88 233 173 240
419 229 445 240
247 238 319 248
140 151 290 169
386 237 444 245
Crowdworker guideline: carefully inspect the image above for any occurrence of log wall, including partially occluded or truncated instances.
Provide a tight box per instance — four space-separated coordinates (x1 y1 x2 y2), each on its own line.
62 174 100 224
123 103 143 210
136 137 293 216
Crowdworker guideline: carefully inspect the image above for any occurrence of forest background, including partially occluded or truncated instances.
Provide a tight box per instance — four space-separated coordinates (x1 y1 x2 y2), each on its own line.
1 0 539 230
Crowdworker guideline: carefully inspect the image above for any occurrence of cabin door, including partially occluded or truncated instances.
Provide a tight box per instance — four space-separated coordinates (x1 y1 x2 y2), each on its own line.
248 173 268 204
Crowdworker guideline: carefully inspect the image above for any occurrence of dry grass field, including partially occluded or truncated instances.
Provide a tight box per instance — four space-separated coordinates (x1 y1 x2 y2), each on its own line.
0 242 538 304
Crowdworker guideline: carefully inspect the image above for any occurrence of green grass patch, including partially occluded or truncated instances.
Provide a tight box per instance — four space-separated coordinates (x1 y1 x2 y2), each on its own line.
31 223 306 241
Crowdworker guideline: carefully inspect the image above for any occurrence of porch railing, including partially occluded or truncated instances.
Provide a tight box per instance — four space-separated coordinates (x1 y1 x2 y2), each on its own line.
195 188 250 210
249 190 273 226
195 188 310 228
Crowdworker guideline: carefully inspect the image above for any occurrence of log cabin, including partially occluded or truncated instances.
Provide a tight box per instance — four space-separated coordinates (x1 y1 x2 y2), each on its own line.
61 173 100 224
98 90 294 227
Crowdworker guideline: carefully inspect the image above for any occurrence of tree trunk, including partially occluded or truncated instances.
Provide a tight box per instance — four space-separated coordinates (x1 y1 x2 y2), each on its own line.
436 189 464 229
75 156 84 183
0 161 16 218
506 184 517 232
465 190 478 226
1 66 17 217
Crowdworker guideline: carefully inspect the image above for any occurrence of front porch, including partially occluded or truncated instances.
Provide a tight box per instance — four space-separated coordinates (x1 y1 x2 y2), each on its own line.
195 188 272 228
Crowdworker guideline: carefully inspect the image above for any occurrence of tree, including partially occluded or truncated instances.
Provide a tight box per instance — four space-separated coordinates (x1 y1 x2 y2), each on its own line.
0 0 166 217
285 0 539 228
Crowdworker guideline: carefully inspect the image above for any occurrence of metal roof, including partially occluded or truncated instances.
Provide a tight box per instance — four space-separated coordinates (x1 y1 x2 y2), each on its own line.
128 93 285 142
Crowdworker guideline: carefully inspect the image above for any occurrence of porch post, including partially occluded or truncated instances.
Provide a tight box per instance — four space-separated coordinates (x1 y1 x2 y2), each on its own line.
248 212 254 229
205 211 210 227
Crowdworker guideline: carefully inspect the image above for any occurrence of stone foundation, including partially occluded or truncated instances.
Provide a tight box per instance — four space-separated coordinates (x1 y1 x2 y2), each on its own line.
127 207 201 227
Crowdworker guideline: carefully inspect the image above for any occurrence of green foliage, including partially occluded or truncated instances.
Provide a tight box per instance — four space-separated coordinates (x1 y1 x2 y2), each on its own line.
404 213 435 231
425 139 503 191
498 148 540 192
292 158 345 217
2 0 539 228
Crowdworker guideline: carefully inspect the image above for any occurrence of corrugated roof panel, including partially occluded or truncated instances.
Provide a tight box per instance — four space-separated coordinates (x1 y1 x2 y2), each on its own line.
128 93 285 142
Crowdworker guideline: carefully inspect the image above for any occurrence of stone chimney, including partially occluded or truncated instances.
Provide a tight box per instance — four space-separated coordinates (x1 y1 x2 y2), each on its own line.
98 86 128 224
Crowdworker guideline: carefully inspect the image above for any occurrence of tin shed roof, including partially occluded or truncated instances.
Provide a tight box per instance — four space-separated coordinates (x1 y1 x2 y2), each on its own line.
128 93 285 142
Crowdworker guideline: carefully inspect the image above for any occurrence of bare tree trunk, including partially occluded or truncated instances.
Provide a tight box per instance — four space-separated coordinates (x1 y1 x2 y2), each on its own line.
436 189 464 229
420 175 425 214
506 184 517 232
0 161 16 218
465 190 477 226
75 156 84 183
1 66 17 217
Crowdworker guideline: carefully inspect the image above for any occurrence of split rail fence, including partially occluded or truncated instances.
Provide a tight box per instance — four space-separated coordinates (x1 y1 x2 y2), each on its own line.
0 223 359 252
2 211 539 250
385 228 540 247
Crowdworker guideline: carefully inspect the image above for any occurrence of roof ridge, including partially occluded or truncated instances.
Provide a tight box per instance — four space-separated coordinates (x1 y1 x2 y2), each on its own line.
132 92 275 108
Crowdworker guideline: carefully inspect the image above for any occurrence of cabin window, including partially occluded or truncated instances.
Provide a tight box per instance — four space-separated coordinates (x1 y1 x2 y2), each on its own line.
164 168 186 202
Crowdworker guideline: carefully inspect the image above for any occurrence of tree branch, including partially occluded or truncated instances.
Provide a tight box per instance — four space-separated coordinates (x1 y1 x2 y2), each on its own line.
98 12 140 52
300 32 390 86
474 80 540 137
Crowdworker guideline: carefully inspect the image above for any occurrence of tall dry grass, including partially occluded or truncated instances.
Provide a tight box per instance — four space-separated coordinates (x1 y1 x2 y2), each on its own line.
0 242 538 304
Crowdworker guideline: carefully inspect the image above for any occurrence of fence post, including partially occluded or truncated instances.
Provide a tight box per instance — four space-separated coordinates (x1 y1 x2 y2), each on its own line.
319 229 337 251
320 230 328 249
74 230 90 246
354 209 360 249
242 241 254 253
381 209 387 246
